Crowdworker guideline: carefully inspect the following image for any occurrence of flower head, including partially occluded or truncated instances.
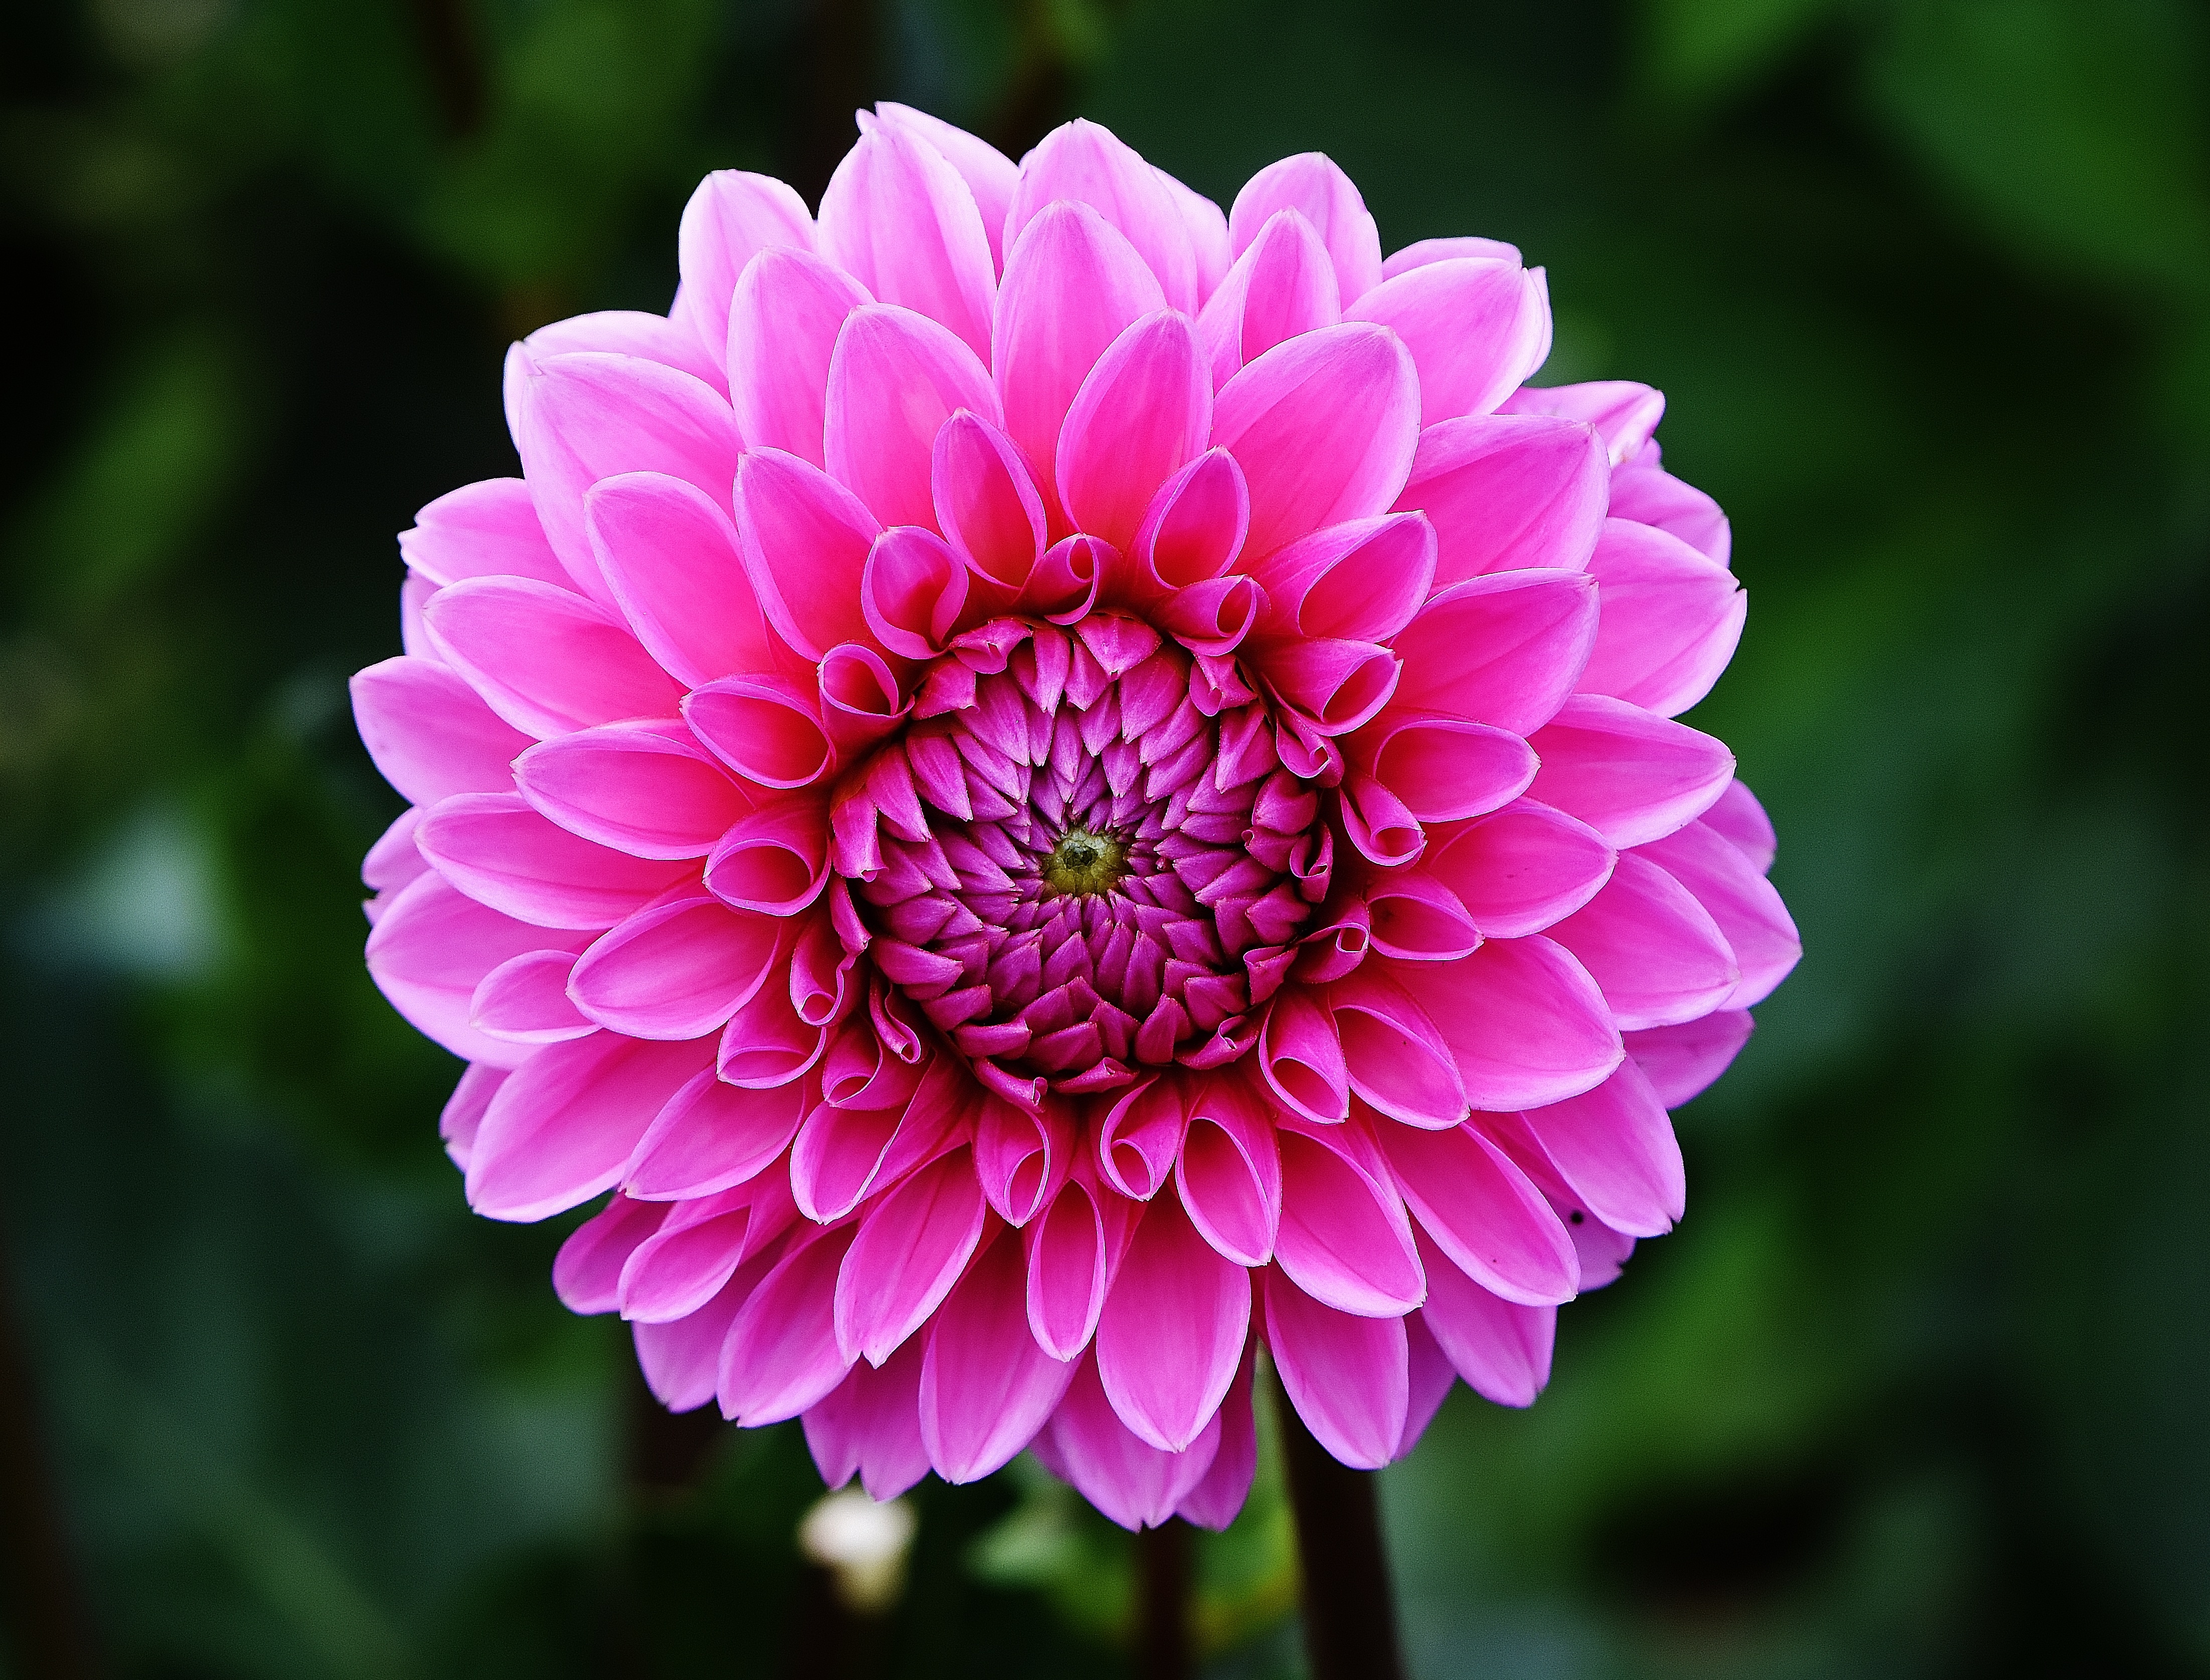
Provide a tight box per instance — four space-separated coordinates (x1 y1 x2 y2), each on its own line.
355 107 1799 1531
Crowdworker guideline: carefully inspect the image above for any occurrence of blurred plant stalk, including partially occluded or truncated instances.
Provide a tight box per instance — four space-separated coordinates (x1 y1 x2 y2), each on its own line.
1274 1375 1404 1680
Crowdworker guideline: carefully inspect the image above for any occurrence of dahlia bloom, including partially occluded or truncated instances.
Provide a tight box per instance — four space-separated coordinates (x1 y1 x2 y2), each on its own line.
355 107 1797 1531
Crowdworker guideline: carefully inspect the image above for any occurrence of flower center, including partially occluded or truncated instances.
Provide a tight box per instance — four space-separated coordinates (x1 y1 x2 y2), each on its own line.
839 614 1329 1105
1041 826 1127 896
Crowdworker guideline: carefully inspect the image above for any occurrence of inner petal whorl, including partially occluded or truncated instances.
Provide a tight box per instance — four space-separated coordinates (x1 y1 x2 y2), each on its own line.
847 616 1323 1099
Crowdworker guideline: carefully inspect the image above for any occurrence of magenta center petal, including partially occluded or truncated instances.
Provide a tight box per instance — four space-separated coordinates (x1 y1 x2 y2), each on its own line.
842 614 1322 1100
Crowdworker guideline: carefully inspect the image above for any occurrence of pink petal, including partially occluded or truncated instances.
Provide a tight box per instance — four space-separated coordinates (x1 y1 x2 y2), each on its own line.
719 1223 860 1424
1348 259 1551 423
515 352 743 606
1261 1267 1405 1470
921 1227 1078 1481
1095 1192 1250 1451
863 526 971 658
398 478 568 588
1502 380 1665 466
1350 711 1537 823
1025 1162 1136 1360
683 676 837 791
1384 940 1623 1111
526 309 725 394
1395 1309 1457 1460
1273 1114 1424 1316
1005 120 1200 314
803 1336 931 1501
975 1097 1075 1227
1578 518 1746 717
363 807 429 896
1423 799 1616 939
1390 570 1599 735
1039 1350 1222 1530
1395 415 1608 588
365 871 590 1068
423 577 682 739
790 1058 962 1222
1259 637 1400 735
554 1192 668 1314
1176 1339 1256 1528
515 718 754 859
1704 778 1777 873
1212 323 1419 561
1372 1118 1580 1305
1636 821 1800 1007
619 1176 797 1323
1517 1056 1683 1239
1382 236 1522 279
835 1145 991 1364
1058 311 1212 551
1624 1011 1755 1108
1258 988 1349 1124
416 792 689 929
1197 208 1341 385
1096 1078 1190 1201
1156 168 1232 302
825 306 999 531
1324 969 1469 1128
469 950 594 1043
635 1258 766 1411
1130 448 1249 593
933 410 1046 593
993 202 1167 519
1610 459 1731 565
569 891 790 1039
702 796 830 916
733 446 883 660
1228 154 1381 309
465 1031 716 1221
672 169 814 368
1415 1230 1554 1407
727 248 872 467
1338 770 1425 868
1362 867 1483 963
624 1067 809 1199
1247 513 1434 644
1546 850 1738 1030
351 656 531 807
1526 695 1735 849
817 124 996 359
1175 1074 1281 1266
873 103 1019 271
590 472 777 688
716 977 829 1091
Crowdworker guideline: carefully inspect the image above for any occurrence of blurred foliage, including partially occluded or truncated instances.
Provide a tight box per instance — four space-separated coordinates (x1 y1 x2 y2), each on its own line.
3 0 2207 1675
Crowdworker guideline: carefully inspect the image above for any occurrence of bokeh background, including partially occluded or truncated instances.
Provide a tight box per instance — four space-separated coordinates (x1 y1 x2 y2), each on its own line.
4 0 2207 1674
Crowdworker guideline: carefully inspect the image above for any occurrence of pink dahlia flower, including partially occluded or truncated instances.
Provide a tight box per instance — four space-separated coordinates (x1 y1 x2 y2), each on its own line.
355 107 1798 1530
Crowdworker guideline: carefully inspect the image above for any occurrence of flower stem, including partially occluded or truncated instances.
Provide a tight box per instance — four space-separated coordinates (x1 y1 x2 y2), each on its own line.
1136 1517 1192 1680
1271 1375 1405 1680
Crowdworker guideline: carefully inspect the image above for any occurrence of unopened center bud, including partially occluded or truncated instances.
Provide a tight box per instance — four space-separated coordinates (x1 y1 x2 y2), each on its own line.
1042 826 1127 896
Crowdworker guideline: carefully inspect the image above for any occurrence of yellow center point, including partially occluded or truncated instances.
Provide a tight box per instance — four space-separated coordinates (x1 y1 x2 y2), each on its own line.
1042 827 1128 896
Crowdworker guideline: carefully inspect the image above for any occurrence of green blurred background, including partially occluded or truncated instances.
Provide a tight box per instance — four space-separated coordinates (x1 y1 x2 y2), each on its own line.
4 0 2206 1674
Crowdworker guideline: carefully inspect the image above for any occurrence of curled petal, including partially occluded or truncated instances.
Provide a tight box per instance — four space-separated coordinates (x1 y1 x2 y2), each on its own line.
1362 867 1482 963
366 871 590 1067
704 796 831 915
569 891 792 1040
1006 120 1201 314
1384 941 1623 1112
1337 771 1425 868
826 306 1000 532
589 472 777 688
1246 513 1434 644
1131 447 1249 595
1258 989 1348 1124
819 644 910 757
1025 1159 1138 1360
1259 638 1400 735
1325 968 1468 1128
863 526 970 658
933 410 1047 598
1197 208 1341 385
683 676 837 791
835 1146 991 1364
624 1068 810 1199
470 950 595 1044
1097 1077 1190 1200
976 1097 1075 1227
1349 711 1537 824
1176 1074 1281 1266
